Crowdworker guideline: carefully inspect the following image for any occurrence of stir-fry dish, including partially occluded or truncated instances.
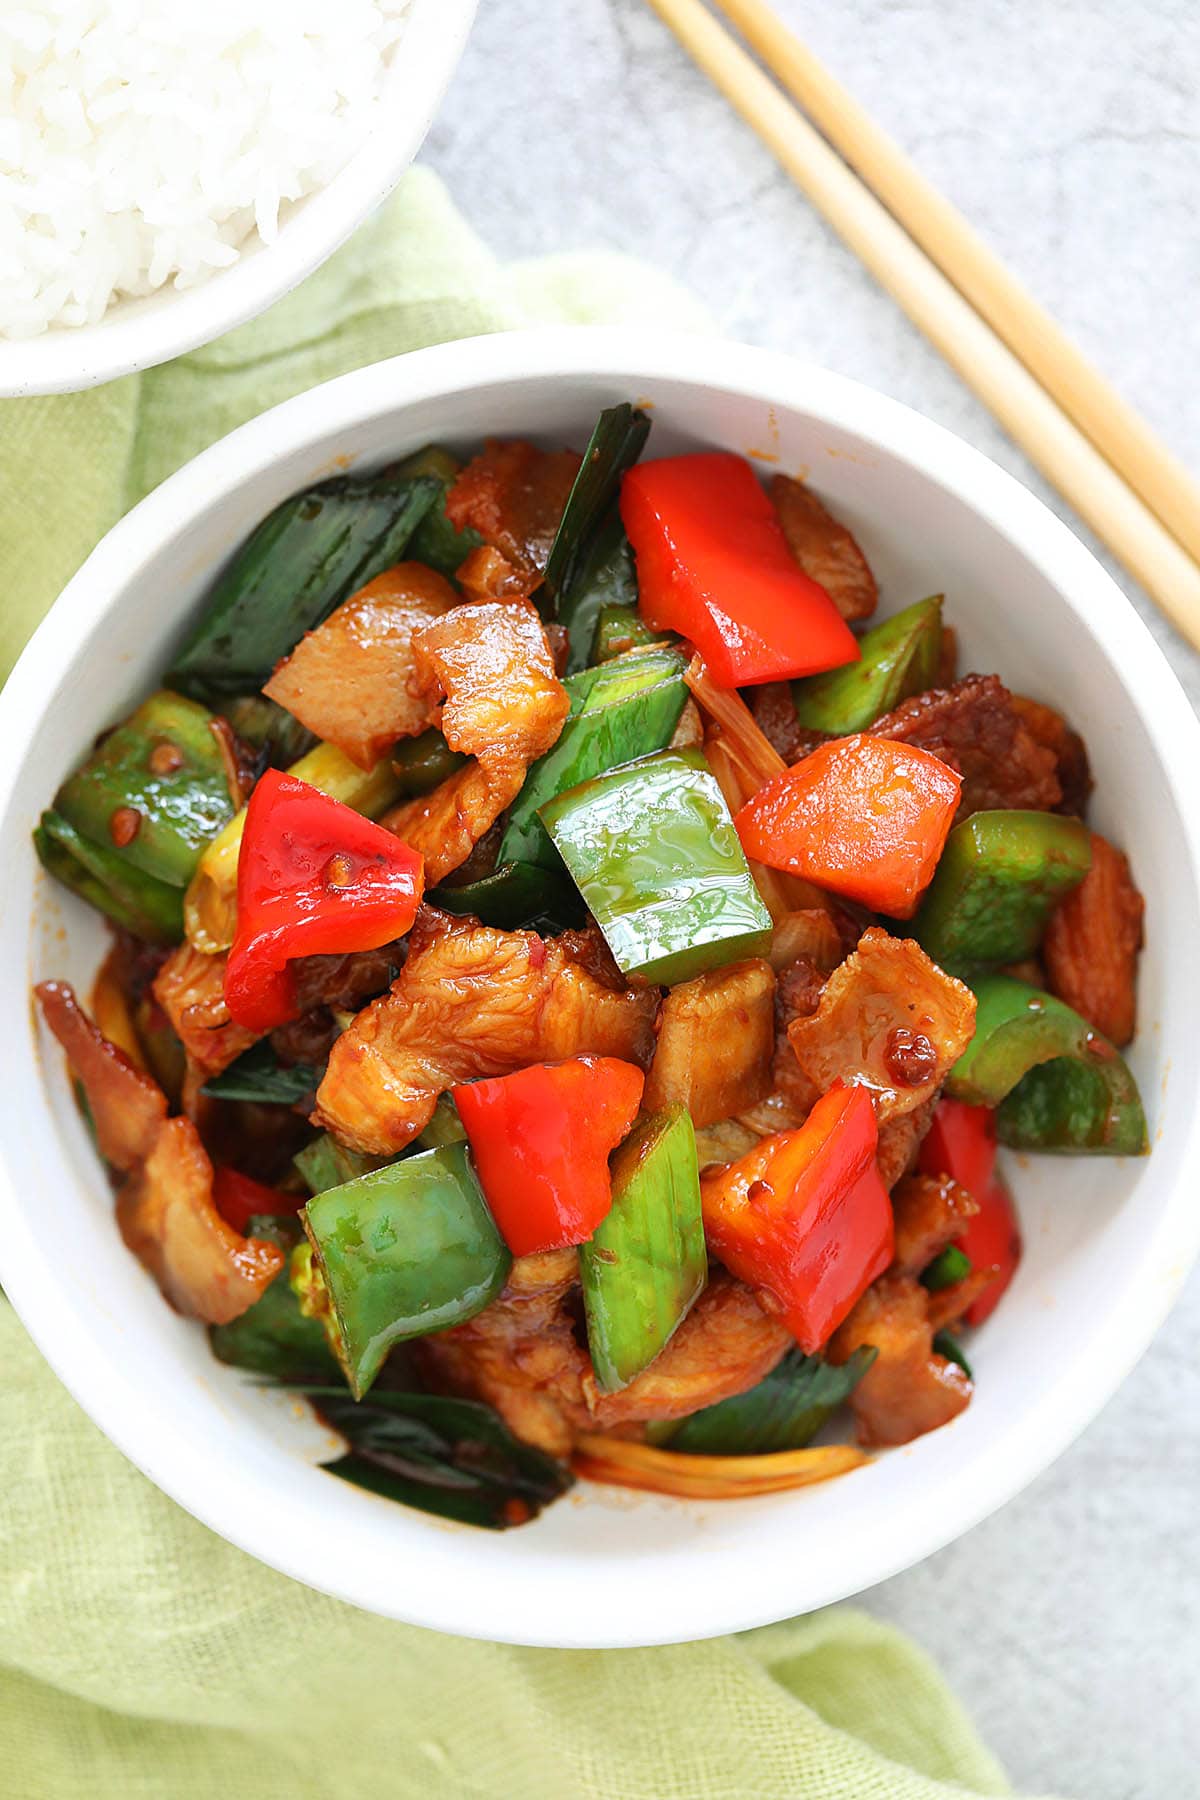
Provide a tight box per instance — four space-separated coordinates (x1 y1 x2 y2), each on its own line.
33 405 1148 1529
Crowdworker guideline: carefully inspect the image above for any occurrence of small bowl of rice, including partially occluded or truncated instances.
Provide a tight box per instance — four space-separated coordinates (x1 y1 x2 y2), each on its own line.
0 0 476 396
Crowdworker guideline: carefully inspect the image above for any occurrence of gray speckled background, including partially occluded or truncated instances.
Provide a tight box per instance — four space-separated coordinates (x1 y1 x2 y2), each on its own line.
425 4 1200 1795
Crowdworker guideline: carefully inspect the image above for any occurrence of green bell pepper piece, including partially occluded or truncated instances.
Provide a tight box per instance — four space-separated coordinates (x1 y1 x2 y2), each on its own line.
389 728 468 797
912 810 1092 971
34 808 184 944
947 975 1147 1154
581 1106 707 1393
54 690 236 890
430 860 585 933
540 748 773 986
209 1215 341 1382
171 471 441 698
591 603 672 663
294 1134 388 1195
290 1240 347 1366
660 1346 878 1455
220 694 316 768
133 992 186 1101
792 595 943 733
414 1094 467 1151
997 1056 1148 1156
499 645 688 870
302 1143 511 1399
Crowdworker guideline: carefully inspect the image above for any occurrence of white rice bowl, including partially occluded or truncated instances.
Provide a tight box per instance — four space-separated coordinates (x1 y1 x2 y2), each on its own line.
1 1 412 339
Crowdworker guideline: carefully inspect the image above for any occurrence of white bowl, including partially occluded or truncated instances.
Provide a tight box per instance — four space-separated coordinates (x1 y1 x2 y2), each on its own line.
0 0 476 397
3 329 1199 1648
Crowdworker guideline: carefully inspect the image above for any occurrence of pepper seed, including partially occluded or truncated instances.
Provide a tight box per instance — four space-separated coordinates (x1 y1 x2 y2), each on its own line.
325 853 356 888
109 806 142 848
148 740 184 776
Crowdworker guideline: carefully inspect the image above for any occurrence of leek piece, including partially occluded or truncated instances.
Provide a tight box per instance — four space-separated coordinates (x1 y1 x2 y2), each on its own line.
662 1346 877 1455
581 1106 707 1393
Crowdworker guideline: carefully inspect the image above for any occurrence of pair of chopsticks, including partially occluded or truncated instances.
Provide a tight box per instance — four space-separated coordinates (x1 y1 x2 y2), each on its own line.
644 0 1200 652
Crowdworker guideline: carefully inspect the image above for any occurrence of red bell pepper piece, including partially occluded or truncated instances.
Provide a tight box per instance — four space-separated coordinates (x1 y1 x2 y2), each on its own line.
212 1166 301 1234
701 1084 893 1352
919 1098 1022 1325
453 1056 645 1256
620 452 860 687
735 733 961 917
224 770 423 1034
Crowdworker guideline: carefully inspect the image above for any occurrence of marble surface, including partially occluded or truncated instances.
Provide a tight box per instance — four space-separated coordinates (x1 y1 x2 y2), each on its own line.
426 4 1200 1795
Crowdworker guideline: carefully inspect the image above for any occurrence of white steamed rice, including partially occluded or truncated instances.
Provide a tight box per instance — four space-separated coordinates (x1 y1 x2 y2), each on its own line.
0 1 410 339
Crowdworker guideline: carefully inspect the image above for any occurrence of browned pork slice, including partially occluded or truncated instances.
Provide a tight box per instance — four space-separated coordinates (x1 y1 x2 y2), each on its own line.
1043 831 1143 1047
872 673 1061 820
588 1275 792 1431
263 563 456 769
758 956 828 1129
36 982 283 1324
413 1250 587 1456
747 682 811 763
769 474 878 622
768 909 848 975
383 762 528 890
267 947 402 1067
117 1116 283 1324
411 599 569 777
37 980 167 1171
875 1095 938 1192
152 944 259 1077
382 600 570 886
786 928 975 1124
827 1274 972 1446
1010 694 1092 818
889 1171 979 1276
644 959 776 1129
313 908 658 1155
445 439 582 597
417 1263 790 1458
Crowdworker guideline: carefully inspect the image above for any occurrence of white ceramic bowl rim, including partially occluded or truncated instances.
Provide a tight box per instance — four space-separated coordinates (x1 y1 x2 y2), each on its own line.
0 0 477 397
3 328 1200 1645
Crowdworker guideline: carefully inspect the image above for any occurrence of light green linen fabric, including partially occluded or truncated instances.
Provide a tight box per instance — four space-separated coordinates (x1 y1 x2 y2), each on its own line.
0 169 1050 1800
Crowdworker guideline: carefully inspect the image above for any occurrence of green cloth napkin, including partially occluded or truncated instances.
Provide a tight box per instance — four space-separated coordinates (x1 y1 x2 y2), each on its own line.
0 169 1051 1800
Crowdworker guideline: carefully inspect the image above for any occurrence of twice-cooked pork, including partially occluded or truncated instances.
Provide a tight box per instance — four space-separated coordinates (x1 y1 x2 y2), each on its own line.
1043 831 1144 1047
786 928 976 1123
314 908 657 1154
419 1263 790 1458
38 980 167 1172
828 1274 972 1446
644 959 776 1128
33 406 1149 1528
382 600 569 885
770 474 878 622
873 673 1061 819
445 439 582 597
118 1116 283 1324
889 1171 979 1276
263 563 454 768
153 944 258 1077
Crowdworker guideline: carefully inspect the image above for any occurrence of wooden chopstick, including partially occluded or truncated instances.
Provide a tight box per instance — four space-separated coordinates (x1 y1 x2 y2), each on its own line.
644 0 1200 652
709 0 1200 573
